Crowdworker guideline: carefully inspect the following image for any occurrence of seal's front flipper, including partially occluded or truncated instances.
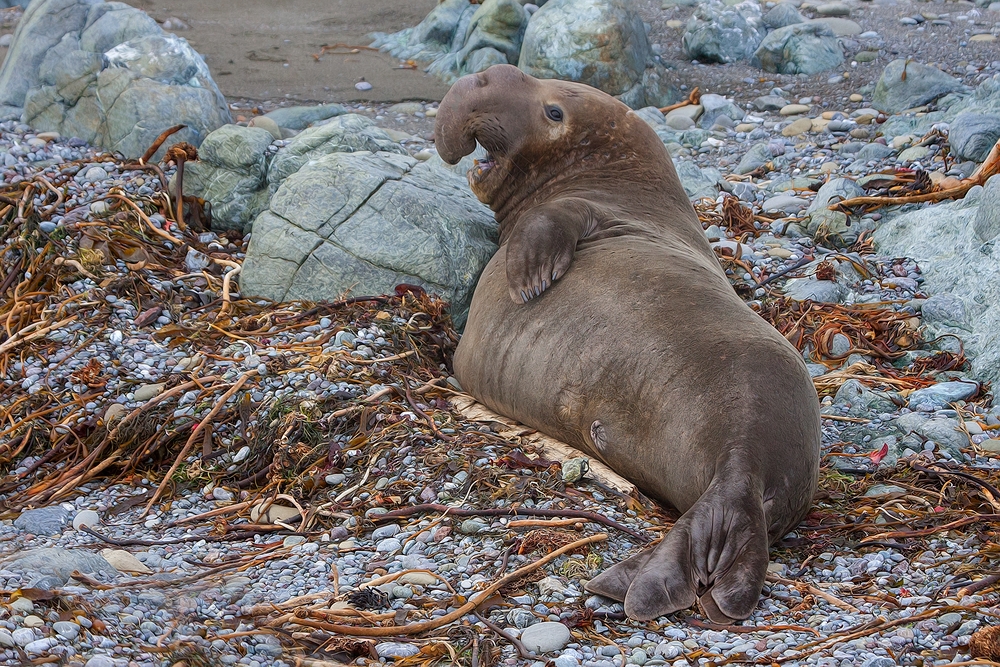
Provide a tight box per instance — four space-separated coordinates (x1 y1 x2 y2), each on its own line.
505 198 598 304
585 486 770 623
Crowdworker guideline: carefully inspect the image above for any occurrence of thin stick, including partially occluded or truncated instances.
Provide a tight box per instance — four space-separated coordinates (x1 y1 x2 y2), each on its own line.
766 574 860 613
374 503 648 542
861 514 1000 542
164 501 253 527
143 372 255 515
106 194 183 245
359 569 456 594
508 518 585 529
140 124 187 164
958 573 1000 598
290 533 607 637
474 611 532 659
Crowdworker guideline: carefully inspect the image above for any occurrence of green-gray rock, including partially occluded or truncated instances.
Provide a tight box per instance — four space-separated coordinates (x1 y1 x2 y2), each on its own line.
682 0 765 64
241 151 497 327
874 192 1000 385
8 0 230 159
518 0 652 97
458 0 528 70
261 104 347 131
872 59 963 114
762 3 804 29
181 115 407 232
737 142 773 175
752 22 844 75
675 160 719 200
0 0 96 110
372 0 524 84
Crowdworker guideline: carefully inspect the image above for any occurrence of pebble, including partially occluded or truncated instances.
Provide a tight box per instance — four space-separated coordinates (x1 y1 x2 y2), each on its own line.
73 509 100 530
377 642 421 658
780 104 811 116
782 118 814 136
521 621 572 653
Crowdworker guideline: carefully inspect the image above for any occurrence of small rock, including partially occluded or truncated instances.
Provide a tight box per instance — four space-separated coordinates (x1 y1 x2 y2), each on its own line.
355 81 373 91
780 103 811 115
72 509 100 531
782 117 814 136
907 381 979 411
10 598 34 613
22 615 44 628
376 642 420 658
14 506 71 535
133 383 165 402
85 657 117 667
101 549 153 574
521 621 572 654
52 620 80 640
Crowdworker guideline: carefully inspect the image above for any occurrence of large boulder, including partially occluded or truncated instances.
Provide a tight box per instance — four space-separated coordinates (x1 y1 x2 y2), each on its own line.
873 184 1000 386
241 151 498 327
457 0 529 72
762 3 804 29
2 0 229 158
371 0 527 82
518 0 652 98
0 0 96 116
872 59 963 114
752 22 844 75
682 0 765 64
181 115 406 232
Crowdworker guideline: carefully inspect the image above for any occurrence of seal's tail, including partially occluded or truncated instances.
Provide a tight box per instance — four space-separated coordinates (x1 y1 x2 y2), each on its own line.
585 483 770 623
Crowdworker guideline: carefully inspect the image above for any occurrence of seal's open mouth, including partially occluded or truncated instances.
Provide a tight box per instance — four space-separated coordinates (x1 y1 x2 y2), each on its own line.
471 153 497 181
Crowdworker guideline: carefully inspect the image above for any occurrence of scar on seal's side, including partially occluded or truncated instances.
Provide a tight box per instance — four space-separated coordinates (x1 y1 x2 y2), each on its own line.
435 64 821 623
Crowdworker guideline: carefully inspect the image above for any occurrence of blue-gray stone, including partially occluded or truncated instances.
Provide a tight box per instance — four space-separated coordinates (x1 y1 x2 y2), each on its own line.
763 3 805 29
737 142 773 175
14 506 71 535
683 0 765 64
907 381 979 411
920 293 967 327
261 104 347 130
519 0 651 98
376 642 421 659
753 22 844 75
872 59 963 114
861 657 897 667
975 174 1000 242
240 149 497 328
520 621 572 654
950 112 1000 163
11 548 117 585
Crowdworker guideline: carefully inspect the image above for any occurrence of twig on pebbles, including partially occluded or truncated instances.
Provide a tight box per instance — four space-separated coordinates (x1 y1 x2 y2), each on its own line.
287 533 607 637
765 573 860 613
474 610 532 659
143 371 256 515
374 503 649 542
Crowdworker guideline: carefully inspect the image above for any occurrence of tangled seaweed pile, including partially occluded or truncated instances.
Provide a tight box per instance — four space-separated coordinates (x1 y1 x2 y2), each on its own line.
2 119 1000 666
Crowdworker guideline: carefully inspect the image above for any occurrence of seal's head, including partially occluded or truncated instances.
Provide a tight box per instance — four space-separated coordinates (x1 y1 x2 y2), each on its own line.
435 64 649 217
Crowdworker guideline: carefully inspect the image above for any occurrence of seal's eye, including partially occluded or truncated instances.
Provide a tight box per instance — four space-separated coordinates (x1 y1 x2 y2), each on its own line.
545 105 564 122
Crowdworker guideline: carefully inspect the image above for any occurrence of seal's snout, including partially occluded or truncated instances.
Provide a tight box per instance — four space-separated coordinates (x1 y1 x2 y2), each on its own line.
434 65 527 165
434 74 480 165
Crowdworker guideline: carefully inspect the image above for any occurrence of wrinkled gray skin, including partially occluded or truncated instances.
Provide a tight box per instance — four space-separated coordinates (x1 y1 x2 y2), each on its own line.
436 65 820 623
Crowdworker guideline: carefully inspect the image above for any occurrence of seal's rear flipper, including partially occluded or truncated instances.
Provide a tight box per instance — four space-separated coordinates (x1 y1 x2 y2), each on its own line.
585 489 770 623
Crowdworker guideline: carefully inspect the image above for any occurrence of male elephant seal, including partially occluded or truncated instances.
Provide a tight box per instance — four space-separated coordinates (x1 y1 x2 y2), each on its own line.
436 65 820 623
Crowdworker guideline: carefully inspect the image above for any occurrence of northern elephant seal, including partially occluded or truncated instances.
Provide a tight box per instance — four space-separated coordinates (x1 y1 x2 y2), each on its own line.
436 65 820 623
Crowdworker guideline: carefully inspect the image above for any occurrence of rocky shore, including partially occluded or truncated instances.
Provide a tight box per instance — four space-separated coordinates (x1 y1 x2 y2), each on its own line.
2 0 1000 666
